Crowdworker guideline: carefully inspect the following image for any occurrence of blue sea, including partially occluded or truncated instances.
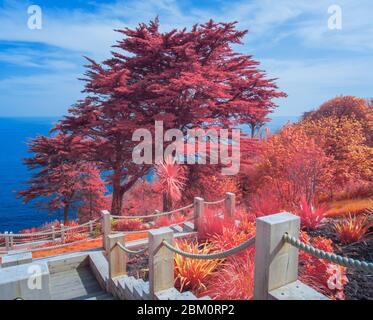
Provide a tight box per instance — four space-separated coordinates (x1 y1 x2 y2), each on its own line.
0 117 64 232
0 116 298 233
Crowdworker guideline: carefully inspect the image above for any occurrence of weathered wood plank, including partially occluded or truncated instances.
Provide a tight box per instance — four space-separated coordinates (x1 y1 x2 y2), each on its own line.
49 266 113 300
47 254 89 274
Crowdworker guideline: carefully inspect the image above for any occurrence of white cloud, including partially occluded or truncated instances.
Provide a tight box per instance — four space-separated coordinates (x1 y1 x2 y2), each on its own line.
0 0 372 117
0 48 79 70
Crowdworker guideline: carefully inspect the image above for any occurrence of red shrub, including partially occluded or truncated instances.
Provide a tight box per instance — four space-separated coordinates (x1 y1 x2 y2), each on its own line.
153 216 172 228
203 251 255 300
197 208 233 241
113 219 145 232
250 189 284 217
64 233 88 243
154 213 188 228
299 232 348 300
210 225 255 258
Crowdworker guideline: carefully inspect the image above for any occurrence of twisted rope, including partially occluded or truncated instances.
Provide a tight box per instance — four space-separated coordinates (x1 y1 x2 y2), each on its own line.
62 218 100 232
111 203 194 220
0 218 100 238
204 198 225 205
283 233 373 272
0 229 57 238
162 236 255 260
116 242 147 255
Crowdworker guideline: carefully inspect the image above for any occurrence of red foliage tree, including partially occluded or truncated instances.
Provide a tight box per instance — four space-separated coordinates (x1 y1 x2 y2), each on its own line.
18 133 106 223
57 18 285 214
77 165 109 222
119 180 162 216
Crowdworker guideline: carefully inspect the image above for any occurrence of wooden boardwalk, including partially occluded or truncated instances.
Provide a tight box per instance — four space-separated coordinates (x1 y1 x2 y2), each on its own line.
50 266 114 300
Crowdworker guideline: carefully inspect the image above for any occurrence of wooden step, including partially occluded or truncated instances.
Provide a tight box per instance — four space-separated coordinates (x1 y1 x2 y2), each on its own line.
133 279 150 300
182 221 195 232
50 266 113 300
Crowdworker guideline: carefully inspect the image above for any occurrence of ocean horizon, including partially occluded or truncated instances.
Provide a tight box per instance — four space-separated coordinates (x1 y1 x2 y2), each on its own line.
0 115 298 232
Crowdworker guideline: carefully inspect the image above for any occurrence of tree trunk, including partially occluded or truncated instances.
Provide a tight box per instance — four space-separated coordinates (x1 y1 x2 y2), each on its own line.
162 192 171 212
111 184 124 215
63 204 70 224
250 125 255 138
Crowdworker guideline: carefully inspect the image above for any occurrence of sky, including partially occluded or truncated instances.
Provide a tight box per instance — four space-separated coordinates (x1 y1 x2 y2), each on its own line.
0 0 372 117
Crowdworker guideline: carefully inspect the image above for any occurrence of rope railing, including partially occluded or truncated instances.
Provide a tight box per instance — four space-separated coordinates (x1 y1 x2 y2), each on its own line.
204 198 225 205
62 218 100 232
0 218 100 238
0 229 57 238
110 203 195 220
162 236 256 260
283 233 373 272
116 242 147 255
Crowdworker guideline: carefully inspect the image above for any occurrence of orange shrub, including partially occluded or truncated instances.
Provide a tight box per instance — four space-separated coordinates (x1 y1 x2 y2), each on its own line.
174 240 222 294
332 214 371 244
236 213 256 235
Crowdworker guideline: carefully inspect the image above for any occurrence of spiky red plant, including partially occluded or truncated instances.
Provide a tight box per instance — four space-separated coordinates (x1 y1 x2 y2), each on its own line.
155 156 186 205
332 214 371 244
295 198 327 230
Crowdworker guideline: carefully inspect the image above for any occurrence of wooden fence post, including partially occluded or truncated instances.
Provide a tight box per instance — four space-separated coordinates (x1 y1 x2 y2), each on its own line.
253 212 300 300
107 233 127 279
9 232 14 250
51 226 56 241
60 224 65 243
193 197 204 232
148 227 174 299
4 231 9 251
89 220 94 237
224 192 235 221
102 210 111 253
